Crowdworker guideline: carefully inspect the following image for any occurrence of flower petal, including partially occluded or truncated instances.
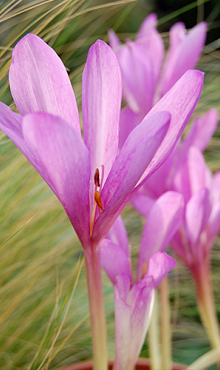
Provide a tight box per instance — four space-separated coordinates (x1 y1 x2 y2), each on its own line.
146 251 177 288
9 34 80 133
108 28 121 49
82 40 122 184
137 191 183 280
185 187 211 246
92 111 170 242
114 40 155 115
114 274 154 370
100 240 132 285
22 113 91 247
130 192 156 218
136 70 204 188
160 22 207 96
0 102 28 155
119 107 141 150
172 146 207 203
114 274 132 370
136 13 164 85
126 278 154 370
106 215 130 257
181 108 218 153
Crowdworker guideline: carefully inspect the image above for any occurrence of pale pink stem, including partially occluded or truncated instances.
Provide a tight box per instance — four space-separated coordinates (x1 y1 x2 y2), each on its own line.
191 258 220 349
84 244 108 370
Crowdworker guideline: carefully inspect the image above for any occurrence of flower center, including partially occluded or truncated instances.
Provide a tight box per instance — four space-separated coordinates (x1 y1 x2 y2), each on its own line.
90 168 104 237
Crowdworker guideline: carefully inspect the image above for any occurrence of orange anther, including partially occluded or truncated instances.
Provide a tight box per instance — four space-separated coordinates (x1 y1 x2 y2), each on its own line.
94 190 104 211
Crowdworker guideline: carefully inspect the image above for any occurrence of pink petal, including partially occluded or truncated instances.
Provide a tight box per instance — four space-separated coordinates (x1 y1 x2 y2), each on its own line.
172 146 207 203
119 107 141 150
9 34 80 133
100 240 132 285
115 40 155 115
136 13 164 85
210 171 220 204
185 187 211 246
130 192 156 218
92 111 170 242
160 22 207 96
126 278 154 370
114 274 154 370
114 274 132 370
181 108 218 153
106 215 130 257
0 102 28 156
82 40 122 185
142 143 177 198
108 29 121 49
208 203 220 246
136 70 204 189
170 230 193 267
137 191 183 280
146 251 177 288
22 113 91 247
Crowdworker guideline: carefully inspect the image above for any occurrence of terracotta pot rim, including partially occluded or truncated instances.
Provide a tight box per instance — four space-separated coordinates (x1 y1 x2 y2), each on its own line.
59 358 186 370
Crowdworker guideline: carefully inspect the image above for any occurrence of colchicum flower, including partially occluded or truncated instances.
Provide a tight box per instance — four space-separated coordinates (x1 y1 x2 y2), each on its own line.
0 33 204 369
108 13 207 148
0 33 204 250
100 191 184 370
131 109 219 218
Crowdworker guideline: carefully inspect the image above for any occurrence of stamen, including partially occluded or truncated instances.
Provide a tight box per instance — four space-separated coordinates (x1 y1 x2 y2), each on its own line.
94 190 104 211
94 168 100 187
141 261 148 279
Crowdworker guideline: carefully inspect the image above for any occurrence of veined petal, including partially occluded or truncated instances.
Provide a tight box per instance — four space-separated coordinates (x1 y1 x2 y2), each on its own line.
160 22 207 96
100 240 132 285
22 113 91 247
146 251 177 288
136 70 204 189
9 34 80 133
82 40 122 185
137 192 183 280
92 111 170 243
181 108 218 153
136 13 164 84
185 188 211 246
106 215 130 257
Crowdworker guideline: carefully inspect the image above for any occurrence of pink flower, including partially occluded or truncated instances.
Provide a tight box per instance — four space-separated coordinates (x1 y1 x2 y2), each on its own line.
109 14 207 148
100 191 184 370
0 34 203 250
170 146 220 270
131 109 219 218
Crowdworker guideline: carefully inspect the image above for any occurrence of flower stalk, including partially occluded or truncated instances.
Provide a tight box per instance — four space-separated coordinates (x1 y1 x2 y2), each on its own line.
84 245 108 370
192 259 220 349
159 276 172 370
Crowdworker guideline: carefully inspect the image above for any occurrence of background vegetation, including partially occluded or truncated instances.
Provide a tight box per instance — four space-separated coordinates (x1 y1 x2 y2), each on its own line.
0 0 220 369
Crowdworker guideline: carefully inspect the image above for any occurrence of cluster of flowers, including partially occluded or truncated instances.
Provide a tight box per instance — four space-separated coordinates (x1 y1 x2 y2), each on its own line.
0 13 219 370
